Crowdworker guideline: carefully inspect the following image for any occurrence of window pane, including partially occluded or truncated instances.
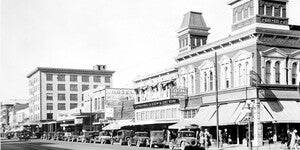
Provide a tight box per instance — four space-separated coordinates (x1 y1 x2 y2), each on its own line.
70 94 78 101
70 84 78 91
57 75 65 81
47 113 53 120
105 77 110 83
82 76 89 82
93 76 101 82
46 93 53 100
82 85 89 91
57 84 65 91
46 103 53 110
58 103 66 110
46 74 53 81
58 94 66 101
70 103 78 109
46 84 53 91
70 75 77 82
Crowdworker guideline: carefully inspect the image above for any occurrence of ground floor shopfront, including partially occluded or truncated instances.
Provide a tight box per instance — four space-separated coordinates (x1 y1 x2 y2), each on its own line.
171 85 300 146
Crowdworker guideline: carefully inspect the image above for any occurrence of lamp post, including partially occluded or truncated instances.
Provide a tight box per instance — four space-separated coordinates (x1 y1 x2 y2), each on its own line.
246 100 253 150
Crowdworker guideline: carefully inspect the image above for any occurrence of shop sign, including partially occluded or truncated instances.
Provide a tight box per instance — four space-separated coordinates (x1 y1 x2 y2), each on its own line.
74 118 83 124
133 99 179 109
170 87 188 99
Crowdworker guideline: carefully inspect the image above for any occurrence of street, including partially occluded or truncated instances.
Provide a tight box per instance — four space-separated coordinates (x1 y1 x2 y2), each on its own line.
1 139 166 150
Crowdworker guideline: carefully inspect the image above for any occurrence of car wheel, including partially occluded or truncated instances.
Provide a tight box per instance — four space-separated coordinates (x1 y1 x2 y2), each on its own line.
137 140 141 147
127 140 131 146
180 141 186 150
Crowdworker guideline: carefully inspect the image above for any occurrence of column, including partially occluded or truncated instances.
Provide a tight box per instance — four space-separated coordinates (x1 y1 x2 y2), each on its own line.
253 98 263 146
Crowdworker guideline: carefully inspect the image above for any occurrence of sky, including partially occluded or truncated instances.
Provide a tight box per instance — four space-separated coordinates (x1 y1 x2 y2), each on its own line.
1 0 300 103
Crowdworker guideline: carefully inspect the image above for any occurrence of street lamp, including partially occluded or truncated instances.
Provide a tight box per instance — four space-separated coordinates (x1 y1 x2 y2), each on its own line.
245 100 253 150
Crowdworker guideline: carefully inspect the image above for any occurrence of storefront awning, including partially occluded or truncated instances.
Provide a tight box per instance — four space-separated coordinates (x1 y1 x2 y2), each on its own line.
260 100 300 123
131 120 178 126
102 120 133 130
168 119 198 129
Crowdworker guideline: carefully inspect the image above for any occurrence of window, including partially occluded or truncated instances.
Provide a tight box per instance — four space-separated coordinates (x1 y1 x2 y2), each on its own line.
275 61 280 84
57 75 65 81
245 62 249 85
57 84 65 91
70 103 78 109
265 61 271 84
209 71 213 91
225 67 230 88
58 103 66 110
70 75 77 82
292 62 297 85
82 76 89 82
94 98 97 111
244 8 248 19
190 75 194 94
105 85 110 89
70 84 78 91
82 85 89 91
238 63 242 86
105 77 110 83
166 109 171 118
46 84 53 91
93 85 98 89
172 108 177 118
58 94 66 101
46 74 53 81
70 94 78 101
93 76 101 82
47 113 53 120
161 109 166 119
46 103 53 110
182 77 186 88
155 110 160 119
101 97 105 110
204 72 208 91
46 93 53 100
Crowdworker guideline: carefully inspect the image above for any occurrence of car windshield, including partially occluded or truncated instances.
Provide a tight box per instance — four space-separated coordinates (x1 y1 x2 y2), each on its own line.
117 131 122 136
135 132 148 137
182 132 195 137
151 132 163 137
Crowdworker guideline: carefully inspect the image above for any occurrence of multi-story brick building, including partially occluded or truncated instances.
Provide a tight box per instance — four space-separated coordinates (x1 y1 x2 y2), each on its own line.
26 65 114 122
171 0 300 146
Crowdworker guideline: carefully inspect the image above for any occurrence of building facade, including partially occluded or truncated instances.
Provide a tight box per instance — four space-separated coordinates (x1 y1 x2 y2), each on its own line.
133 68 187 130
173 0 300 146
27 65 114 122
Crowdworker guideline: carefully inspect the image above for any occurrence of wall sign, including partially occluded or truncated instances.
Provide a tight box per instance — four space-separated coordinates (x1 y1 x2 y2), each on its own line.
133 99 179 109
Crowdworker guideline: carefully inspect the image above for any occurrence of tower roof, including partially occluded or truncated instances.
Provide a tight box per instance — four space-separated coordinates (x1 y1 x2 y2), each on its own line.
178 11 210 33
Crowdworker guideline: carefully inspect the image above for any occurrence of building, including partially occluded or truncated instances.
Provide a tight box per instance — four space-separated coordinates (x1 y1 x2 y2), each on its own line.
26 65 115 122
172 0 300 146
80 87 135 131
0 103 13 135
132 68 187 131
8 103 29 128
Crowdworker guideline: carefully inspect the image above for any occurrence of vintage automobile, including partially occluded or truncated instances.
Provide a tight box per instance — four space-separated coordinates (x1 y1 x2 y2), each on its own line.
18 131 30 141
63 132 72 141
127 132 150 147
149 130 166 148
47 132 55 140
82 131 99 143
93 131 112 144
53 132 65 141
169 131 198 150
112 130 133 145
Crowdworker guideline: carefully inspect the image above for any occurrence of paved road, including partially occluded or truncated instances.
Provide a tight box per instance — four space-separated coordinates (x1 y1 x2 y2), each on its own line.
1 139 166 150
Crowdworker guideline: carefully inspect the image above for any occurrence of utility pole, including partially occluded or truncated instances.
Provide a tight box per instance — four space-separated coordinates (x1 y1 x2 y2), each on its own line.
90 98 92 131
214 52 220 149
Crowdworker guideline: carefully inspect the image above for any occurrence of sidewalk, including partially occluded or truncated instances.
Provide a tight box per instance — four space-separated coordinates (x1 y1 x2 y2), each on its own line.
209 143 290 150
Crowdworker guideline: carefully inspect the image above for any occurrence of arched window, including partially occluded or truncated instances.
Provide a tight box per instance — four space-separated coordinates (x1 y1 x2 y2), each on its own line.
245 62 249 85
292 62 297 85
275 61 280 84
264 5 267 15
182 77 186 88
209 71 213 91
238 63 242 86
225 67 230 88
265 61 271 84
190 75 194 94
204 72 207 91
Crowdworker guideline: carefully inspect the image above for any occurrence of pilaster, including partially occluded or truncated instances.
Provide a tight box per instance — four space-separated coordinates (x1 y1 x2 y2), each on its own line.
253 97 263 147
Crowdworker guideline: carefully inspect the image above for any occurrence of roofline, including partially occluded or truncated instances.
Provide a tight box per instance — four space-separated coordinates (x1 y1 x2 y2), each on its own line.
27 67 115 78
133 67 178 82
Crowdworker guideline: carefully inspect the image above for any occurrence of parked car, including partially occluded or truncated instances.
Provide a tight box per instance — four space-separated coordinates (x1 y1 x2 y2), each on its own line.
112 130 134 145
127 132 150 147
53 132 64 141
169 131 198 150
93 131 112 144
63 132 72 141
18 131 30 141
47 132 55 140
149 130 166 148
82 131 99 143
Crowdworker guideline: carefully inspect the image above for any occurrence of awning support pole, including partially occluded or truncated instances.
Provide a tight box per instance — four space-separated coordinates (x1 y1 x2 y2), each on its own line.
214 52 220 149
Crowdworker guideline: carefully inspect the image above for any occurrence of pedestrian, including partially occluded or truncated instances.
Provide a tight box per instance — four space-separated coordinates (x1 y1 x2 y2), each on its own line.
222 128 229 144
287 129 292 149
204 129 212 149
290 129 298 150
280 129 287 144
199 130 205 147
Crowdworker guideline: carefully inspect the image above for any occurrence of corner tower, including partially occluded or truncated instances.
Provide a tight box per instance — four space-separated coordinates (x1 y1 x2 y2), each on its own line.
228 0 289 34
177 11 210 54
